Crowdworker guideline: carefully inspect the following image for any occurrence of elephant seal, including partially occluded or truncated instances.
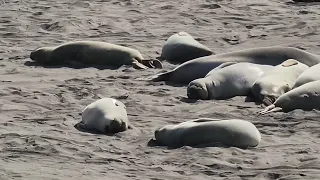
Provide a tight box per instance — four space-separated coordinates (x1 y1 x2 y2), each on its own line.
150 46 320 84
187 62 274 100
160 32 213 63
75 98 129 134
30 41 163 69
259 80 320 114
293 63 320 88
154 118 261 148
251 59 309 105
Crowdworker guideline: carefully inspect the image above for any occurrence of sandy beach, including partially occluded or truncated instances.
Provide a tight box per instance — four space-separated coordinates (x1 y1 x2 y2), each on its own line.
0 0 319 179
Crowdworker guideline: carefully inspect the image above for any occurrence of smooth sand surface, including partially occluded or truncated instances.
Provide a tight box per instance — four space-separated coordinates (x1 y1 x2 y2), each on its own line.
0 0 319 179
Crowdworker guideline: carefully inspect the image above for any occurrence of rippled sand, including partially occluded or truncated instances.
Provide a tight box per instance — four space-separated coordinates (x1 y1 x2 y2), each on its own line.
0 0 319 179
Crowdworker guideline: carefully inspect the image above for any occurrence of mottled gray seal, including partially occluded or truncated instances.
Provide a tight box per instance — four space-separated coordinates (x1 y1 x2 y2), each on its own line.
293 63 320 88
160 32 213 63
150 46 320 84
259 80 320 114
30 41 163 69
154 118 261 148
251 59 309 105
187 62 274 100
76 98 129 134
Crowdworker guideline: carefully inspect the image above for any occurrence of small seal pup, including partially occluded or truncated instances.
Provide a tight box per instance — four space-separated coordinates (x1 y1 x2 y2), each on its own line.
187 62 274 100
293 63 320 88
154 118 261 148
251 59 309 105
160 32 213 63
259 80 320 115
150 46 320 84
30 41 163 69
75 98 129 134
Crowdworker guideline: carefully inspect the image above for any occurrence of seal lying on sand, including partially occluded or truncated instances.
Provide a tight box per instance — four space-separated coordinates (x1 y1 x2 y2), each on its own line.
251 59 309 105
75 98 129 134
30 41 163 69
160 32 213 63
154 118 261 148
293 63 320 88
187 62 274 100
259 80 320 115
150 46 320 84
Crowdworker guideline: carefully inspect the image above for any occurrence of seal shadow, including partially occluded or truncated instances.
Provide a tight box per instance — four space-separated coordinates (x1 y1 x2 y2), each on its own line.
74 122 118 136
179 96 199 103
24 61 122 70
147 139 250 150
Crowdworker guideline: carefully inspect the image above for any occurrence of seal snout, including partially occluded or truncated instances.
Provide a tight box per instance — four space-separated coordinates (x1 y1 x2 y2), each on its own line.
187 83 208 100
105 119 127 133
30 51 36 60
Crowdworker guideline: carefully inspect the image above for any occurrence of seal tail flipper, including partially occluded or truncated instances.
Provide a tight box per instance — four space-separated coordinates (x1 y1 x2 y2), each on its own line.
141 59 163 69
150 71 172 82
258 104 283 115
132 60 149 70
134 71 172 81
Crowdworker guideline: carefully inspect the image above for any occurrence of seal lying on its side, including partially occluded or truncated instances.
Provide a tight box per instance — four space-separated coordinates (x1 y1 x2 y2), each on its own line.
259 80 320 115
30 41 163 69
160 32 213 63
150 46 320 84
251 59 309 105
76 98 129 134
154 118 261 148
187 62 274 100
293 63 320 88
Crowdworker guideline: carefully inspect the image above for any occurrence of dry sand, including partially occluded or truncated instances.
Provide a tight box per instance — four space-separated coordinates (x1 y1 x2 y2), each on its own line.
0 0 319 179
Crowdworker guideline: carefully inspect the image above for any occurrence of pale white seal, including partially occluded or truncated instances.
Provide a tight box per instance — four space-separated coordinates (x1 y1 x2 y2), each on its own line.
251 59 309 105
259 80 320 114
160 32 213 63
293 63 320 88
30 41 163 69
150 46 320 84
76 98 129 134
187 62 274 100
154 118 261 148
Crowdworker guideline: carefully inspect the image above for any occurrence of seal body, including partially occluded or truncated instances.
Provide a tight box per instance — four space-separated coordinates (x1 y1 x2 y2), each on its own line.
251 59 309 105
293 63 320 88
187 62 274 100
30 41 162 69
78 98 129 134
154 118 261 148
161 32 213 63
259 80 320 114
151 46 320 84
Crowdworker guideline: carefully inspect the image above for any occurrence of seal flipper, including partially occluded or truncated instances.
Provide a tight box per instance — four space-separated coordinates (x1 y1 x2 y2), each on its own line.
132 60 149 70
150 71 173 82
258 104 283 115
141 59 163 69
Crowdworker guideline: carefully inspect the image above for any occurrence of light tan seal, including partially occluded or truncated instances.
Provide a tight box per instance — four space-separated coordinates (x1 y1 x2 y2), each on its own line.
251 59 309 105
30 41 163 69
293 63 320 88
75 98 129 134
154 118 261 148
187 62 274 100
150 46 320 84
259 80 320 114
160 32 213 63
